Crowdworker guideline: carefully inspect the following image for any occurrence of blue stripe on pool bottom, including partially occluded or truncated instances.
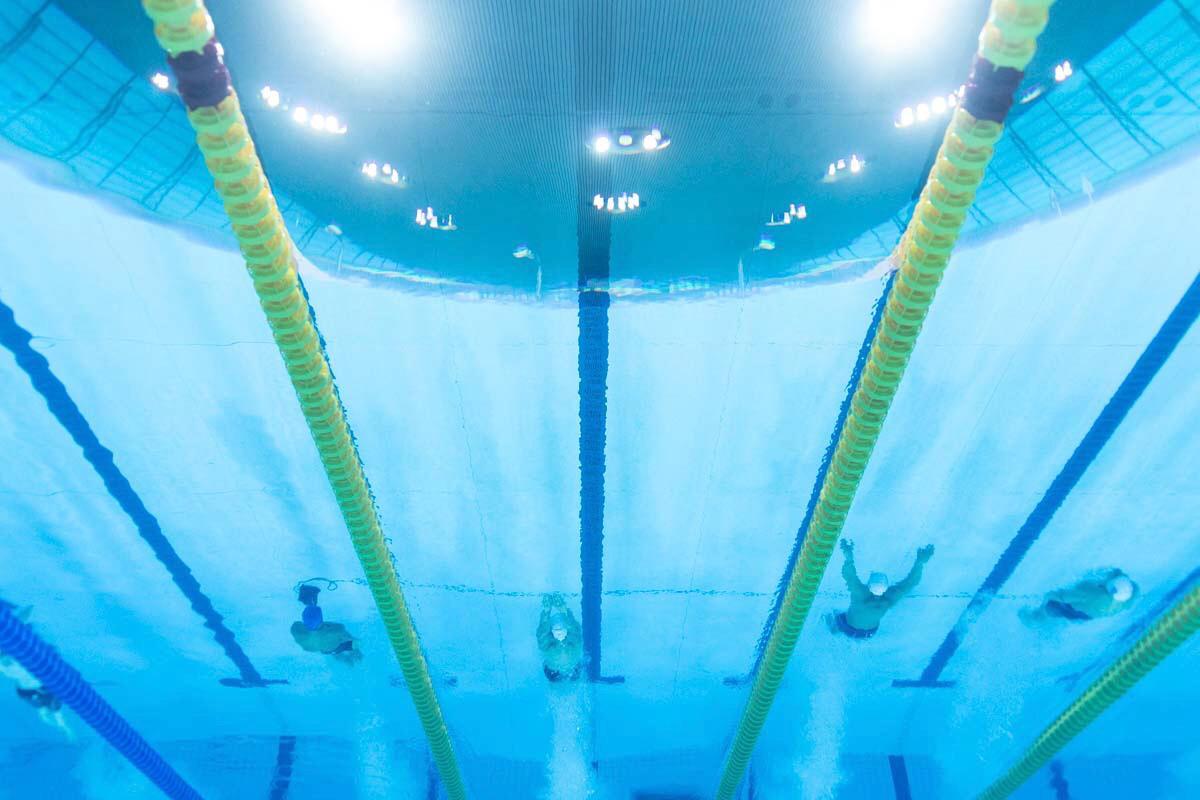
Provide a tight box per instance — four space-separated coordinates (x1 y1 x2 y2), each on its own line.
267 736 296 800
0 294 278 688
888 754 913 800
898 270 1200 687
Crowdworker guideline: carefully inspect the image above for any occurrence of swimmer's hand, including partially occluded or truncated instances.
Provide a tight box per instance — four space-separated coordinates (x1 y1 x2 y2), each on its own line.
917 544 935 562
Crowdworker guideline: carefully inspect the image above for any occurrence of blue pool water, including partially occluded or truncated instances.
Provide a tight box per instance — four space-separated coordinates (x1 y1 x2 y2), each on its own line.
2 1 1199 798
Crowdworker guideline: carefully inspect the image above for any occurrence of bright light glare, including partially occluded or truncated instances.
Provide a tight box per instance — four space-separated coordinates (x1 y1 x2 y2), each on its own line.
308 0 407 58
850 155 862 174
311 113 326 131
151 72 170 90
916 103 930 122
859 0 945 53
618 133 633 147
642 134 657 150
593 135 612 153
897 106 914 127
593 194 604 209
326 115 340 131
292 106 309 124
931 96 946 114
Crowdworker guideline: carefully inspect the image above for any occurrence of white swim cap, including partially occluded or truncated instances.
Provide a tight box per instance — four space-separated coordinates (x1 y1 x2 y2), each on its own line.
551 622 568 642
867 572 889 597
1107 575 1134 603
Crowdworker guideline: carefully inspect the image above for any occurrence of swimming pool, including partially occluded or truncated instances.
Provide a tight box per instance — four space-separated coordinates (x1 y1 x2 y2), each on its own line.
1 1 1198 798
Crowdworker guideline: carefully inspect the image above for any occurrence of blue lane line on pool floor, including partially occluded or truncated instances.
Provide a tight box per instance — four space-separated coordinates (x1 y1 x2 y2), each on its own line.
0 295 281 689
1049 760 1071 800
896 270 1200 688
888 755 913 800
267 736 297 800
744 269 897 680
578 287 616 683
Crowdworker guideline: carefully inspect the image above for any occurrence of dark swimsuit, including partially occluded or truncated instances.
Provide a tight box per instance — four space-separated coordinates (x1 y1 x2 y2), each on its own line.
544 664 582 682
327 640 355 656
835 612 878 639
16 687 62 711
1044 599 1093 621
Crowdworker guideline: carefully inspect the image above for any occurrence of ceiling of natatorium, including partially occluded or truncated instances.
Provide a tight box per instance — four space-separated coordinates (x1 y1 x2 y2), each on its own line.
56 0 1162 291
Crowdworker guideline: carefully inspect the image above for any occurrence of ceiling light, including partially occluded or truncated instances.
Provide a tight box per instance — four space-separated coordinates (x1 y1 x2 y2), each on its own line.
859 0 944 54
311 113 326 131
592 128 668 155
306 0 407 59
916 103 930 121
260 85 281 108
850 154 862 173
931 96 946 114
897 106 914 127
292 106 309 124
594 193 642 214
151 72 170 91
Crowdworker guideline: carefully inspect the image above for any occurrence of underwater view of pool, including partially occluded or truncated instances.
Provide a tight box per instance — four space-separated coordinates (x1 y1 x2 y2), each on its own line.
1 1 1198 798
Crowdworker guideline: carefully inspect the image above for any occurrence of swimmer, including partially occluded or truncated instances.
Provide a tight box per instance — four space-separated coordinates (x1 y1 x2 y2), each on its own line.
0 605 73 739
829 539 934 639
537 593 582 683
290 585 362 665
1020 569 1138 626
